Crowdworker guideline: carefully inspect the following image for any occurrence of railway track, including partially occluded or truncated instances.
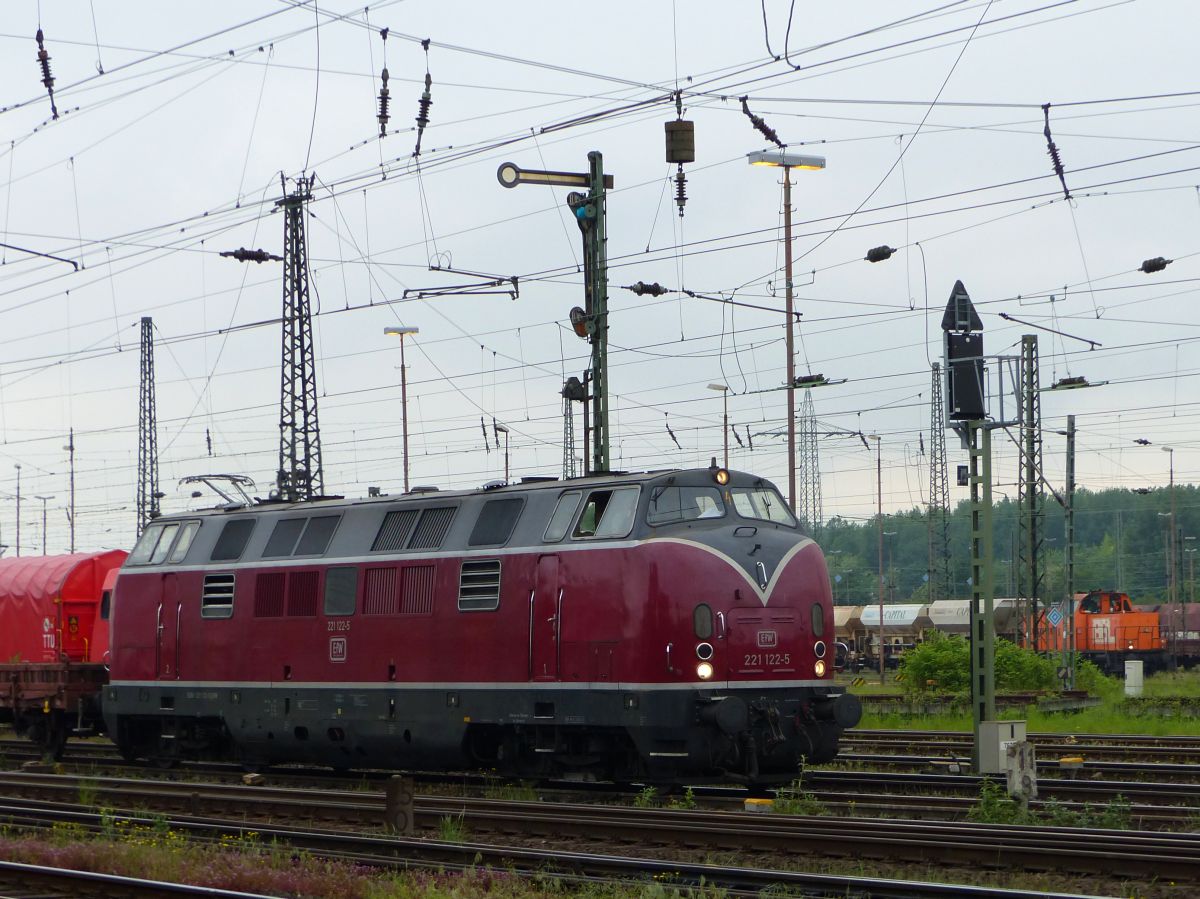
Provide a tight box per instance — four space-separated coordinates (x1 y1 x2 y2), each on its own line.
0 799 1112 899
11 739 1200 830
845 728 1200 763
0 770 1197 883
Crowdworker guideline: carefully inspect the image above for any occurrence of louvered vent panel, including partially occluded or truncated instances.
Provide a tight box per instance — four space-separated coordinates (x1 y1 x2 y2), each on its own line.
400 565 436 614
254 572 285 617
363 567 399 615
372 510 418 552
408 507 455 550
458 560 501 611
287 570 320 617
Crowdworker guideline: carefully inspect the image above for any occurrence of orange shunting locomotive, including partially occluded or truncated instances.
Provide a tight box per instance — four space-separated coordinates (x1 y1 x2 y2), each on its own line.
1038 590 1166 672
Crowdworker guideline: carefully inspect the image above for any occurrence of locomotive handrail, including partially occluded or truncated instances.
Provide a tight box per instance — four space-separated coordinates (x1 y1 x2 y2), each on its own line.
174 601 182 680
666 642 674 673
526 590 534 680
155 603 162 677
717 611 727 640
555 588 563 678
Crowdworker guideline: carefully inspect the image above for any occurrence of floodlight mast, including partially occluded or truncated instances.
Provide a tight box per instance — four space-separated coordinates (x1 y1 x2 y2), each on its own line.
747 150 826 509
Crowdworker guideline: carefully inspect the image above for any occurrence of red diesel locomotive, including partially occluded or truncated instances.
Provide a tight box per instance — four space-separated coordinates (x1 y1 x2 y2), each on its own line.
104 465 860 784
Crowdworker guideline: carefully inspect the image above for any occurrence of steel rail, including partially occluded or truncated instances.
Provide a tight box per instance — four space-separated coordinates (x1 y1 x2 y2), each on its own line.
0 772 1196 881
0 799 1125 899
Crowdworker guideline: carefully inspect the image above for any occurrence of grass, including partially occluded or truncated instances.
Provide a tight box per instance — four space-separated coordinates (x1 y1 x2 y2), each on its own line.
853 669 1200 735
0 824 740 898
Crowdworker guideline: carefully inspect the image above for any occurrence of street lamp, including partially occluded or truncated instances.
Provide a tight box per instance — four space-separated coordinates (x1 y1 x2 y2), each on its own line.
1164 446 1177 605
748 150 826 510
495 423 510 483
708 383 730 469
383 326 420 493
867 433 884 683
34 495 53 556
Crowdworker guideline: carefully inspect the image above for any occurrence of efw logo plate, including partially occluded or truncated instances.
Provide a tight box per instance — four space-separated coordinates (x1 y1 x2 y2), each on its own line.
756 630 778 648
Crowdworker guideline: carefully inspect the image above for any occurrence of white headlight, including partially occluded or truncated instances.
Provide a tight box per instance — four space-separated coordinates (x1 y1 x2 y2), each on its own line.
814 659 827 677
696 661 714 680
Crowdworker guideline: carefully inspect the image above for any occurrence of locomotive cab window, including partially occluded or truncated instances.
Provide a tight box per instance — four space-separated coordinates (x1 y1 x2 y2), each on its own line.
573 487 639 539
167 521 200 563
647 486 726 525
812 602 825 637
128 524 167 565
544 491 582 542
730 486 796 527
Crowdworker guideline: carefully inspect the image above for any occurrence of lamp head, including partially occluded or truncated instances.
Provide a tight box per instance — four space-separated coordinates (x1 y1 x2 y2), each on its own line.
384 326 419 338
747 150 826 170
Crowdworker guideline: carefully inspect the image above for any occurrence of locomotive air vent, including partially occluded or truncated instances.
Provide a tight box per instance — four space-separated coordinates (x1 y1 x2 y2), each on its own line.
458 559 501 611
201 573 236 619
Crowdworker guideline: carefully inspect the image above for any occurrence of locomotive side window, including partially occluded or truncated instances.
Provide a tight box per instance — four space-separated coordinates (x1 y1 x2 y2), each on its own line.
296 515 341 556
574 487 640 539
201 574 236 618
408 506 457 550
469 498 525 546
264 519 306 557
100 591 111 621
730 487 797 527
210 519 256 561
544 491 582 542
167 521 200 563
812 602 826 637
459 560 501 611
647 486 726 525
693 603 713 639
372 509 419 551
324 567 358 616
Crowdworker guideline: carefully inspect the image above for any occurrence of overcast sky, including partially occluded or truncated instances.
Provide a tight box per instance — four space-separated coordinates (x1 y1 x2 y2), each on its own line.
0 0 1196 552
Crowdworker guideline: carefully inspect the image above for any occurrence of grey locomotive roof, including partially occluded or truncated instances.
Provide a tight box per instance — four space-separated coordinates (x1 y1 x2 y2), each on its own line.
166 467 763 520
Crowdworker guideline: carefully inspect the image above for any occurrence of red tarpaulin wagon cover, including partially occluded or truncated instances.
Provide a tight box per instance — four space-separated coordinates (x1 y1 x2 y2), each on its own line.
0 551 127 663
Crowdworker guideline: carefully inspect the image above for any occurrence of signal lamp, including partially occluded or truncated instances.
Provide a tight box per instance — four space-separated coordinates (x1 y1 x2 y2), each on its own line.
814 659 827 677
696 661 714 680
569 307 588 339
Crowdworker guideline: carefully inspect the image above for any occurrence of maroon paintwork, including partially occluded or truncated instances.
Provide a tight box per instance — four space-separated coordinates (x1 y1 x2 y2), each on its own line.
111 538 832 688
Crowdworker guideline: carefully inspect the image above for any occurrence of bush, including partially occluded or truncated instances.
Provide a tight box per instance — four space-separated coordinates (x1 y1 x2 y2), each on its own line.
1073 658 1122 700
899 632 1057 694
898 631 970 693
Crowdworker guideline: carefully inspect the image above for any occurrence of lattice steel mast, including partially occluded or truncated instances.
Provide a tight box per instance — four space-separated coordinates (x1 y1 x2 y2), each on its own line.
1017 334 1045 647
275 173 324 502
928 362 952 600
136 316 160 535
797 389 822 535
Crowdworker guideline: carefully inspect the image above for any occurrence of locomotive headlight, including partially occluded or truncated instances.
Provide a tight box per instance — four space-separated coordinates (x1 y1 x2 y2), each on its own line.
814 659 827 677
713 468 730 486
696 661 714 680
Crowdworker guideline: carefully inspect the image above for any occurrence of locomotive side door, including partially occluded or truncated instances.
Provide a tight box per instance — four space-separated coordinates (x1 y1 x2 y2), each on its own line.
157 573 181 679
530 555 560 680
